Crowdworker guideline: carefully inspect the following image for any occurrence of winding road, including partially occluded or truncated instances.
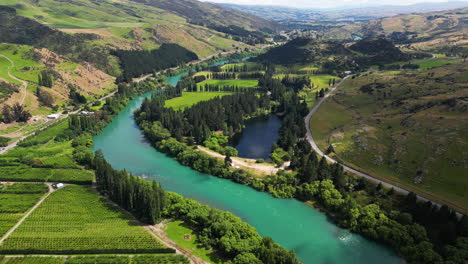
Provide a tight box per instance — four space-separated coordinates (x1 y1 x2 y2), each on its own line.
0 54 28 105
304 75 463 216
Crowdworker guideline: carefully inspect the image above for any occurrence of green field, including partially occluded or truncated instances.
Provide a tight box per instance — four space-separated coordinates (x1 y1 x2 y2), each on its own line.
165 221 224 264
274 74 339 89
309 64 468 212
415 59 462 70
0 185 170 254
0 44 43 83
0 183 48 237
219 61 262 71
197 79 258 90
0 121 93 184
0 255 188 264
165 92 232 110
310 75 340 88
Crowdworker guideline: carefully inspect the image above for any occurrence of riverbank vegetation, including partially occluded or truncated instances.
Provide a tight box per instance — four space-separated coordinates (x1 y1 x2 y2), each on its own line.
165 220 224 264
0 56 300 263
134 61 468 264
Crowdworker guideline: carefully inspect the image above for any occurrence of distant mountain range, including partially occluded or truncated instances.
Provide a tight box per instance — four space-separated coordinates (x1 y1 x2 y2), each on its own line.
216 1 468 21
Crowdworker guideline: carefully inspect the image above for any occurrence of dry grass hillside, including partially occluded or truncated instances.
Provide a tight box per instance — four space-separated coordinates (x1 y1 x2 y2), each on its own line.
348 7 468 49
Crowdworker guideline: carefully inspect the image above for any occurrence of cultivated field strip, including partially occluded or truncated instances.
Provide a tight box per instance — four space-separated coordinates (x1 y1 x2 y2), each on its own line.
0 185 171 254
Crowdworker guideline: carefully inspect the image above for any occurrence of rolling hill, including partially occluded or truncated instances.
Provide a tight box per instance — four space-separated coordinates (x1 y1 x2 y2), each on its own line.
0 0 279 115
254 37 415 73
1 0 276 58
347 7 468 49
130 0 280 31
310 62 468 212
217 1 468 22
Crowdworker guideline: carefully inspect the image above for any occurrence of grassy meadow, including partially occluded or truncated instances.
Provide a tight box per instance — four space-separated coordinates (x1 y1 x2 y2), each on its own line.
309 63 468 212
414 58 463 70
165 221 224 264
165 92 232 110
196 79 258 90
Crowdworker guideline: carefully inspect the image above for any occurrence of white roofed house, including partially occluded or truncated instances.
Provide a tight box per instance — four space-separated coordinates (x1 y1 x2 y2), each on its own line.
47 114 60 119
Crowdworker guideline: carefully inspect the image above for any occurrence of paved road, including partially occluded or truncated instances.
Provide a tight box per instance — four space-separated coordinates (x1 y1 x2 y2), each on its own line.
304 75 463 216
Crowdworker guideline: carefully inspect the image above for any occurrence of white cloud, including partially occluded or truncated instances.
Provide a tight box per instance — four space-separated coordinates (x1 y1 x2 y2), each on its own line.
201 0 454 9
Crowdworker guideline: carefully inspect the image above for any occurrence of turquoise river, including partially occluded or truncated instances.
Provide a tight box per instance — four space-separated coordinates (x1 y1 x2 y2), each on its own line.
92 66 403 264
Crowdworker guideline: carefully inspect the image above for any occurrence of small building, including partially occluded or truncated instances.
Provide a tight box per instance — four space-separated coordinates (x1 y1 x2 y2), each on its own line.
47 114 60 119
344 71 352 75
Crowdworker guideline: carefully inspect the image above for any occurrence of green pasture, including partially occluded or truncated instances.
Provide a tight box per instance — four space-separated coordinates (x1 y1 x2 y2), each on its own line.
197 79 258 90
165 221 224 264
165 92 232 111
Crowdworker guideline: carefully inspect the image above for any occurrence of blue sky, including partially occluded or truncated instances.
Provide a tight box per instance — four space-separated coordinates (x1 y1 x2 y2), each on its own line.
203 0 462 9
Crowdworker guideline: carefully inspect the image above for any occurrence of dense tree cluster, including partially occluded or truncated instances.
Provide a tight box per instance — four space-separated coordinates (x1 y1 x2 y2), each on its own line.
136 89 270 143
165 192 300 264
68 85 87 105
0 81 18 103
280 75 311 92
36 87 54 107
208 25 267 45
1 103 31 123
94 150 165 225
113 44 198 82
37 70 53 88
258 71 308 151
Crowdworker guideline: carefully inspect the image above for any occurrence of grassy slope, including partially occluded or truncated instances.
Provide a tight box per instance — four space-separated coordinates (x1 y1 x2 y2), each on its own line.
0 43 115 116
350 7 468 49
310 63 468 212
3 0 249 57
165 92 232 110
165 221 224 264
415 58 463 70
0 185 166 253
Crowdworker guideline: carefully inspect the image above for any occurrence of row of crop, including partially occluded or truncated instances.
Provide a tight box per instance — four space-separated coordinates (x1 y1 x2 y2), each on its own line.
0 186 169 254
0 184 47 237
0 193 43 213
0 256 63 264
0 213 23 237
17 120 68 147
0 183 48 194
0 255 189 264
0 248 175 255
0 167 93 184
